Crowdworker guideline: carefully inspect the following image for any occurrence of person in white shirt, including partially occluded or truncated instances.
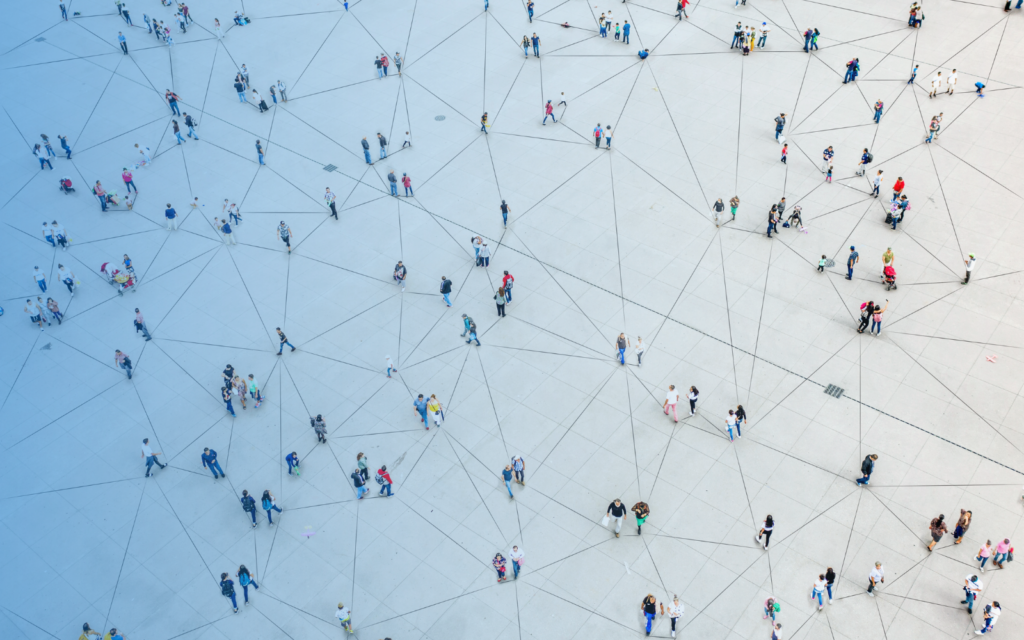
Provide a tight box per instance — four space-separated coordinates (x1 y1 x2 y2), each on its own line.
42 221 54 247
335 603 352 633
962 575 983 613
24 299 45 330
687 386 699 416
136 143 151 165
758 22 770 48
509 545 525 579
33 266 47 292
276 80 288 102
947 69 958 94
977 601 1001 635
812 574 827 610
867 562 884 596
726 410 738 441
141 437 166 476
58 264 76 295
667 596 684 637
325 188 337 219
930 72 943 98
663 385 679 422
634 337 644 366
963 253 976 284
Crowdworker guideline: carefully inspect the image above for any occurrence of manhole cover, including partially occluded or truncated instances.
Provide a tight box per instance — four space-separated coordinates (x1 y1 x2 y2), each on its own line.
323 164 337 172
435 115 445 121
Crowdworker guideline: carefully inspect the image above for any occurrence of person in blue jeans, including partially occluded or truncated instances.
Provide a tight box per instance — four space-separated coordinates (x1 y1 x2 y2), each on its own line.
261 491 282 524
414 394 429 426
642 595 657 634
527 0 534 21
202 448 225 478
623 21 630 44
237 565 259 603
276 327 295 354
812 574 827 610
856 454 877 485
241 490 257 526
361 137 371 163
502 465 515 498
615 333 628 365
874 100 883 123
531 33 540 57
388 170 398 196
222 387 236 416
377 132 387 158
378 465 393 496
870 300 887 334
256 140 265 165
286 451 300 475
220 574 239 612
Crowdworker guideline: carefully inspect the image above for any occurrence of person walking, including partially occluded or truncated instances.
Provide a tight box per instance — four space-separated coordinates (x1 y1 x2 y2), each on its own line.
531 32 540 57
499 200 511 226
495 286 506 316
378 465 393 496
33 266 47 292
134 308 152 340
614 333 629 365
118 31 128 54
237 565 258 604
963 254 976 284
286 451 301 476
542 100 557 124
356 453 369 482
277 221 292 253
222 386 236 416
238 489 256 524
493 553 508 581
687 386 699 416
962 574 983 613
811 574 827 610
202 447 225 479
930 72 943 98
388 170 398 196
825 567 836 604
873 100 883 123
377 132 388 159
756 515 774 549
663 385 679 422
325 187 338 218
361 137 371 163
594 123 603 149
713 198 725 226
441 276 452 307
478 243 490 267
335 603 353 634
511 455 525 485
414 394 429 428
726 409 738 441
927 514 947 551
781 143 788 163
635 336 644 366
857 453 878 484
867 561 884 596
953 509 972 544
58 264 76 295
872 170 883 197
605 126 613 149
256 139 265 164
393 261 407 290
311 414 327 443
141 438 166 476
276 327 295 354
947 69 958 94
220 218 237 245
115 349 133 379
248 374 263 408
667 596 684 637
977 601 1001 635
59 134 72 159
402 173 413 196
261 490 282 524
641 594 658 636
632 500 650 534
977 540 994 571
774 113 786 140
870 301 888 335
734 405 747 436
502 465 515 498
846 246 859 280
220 573 239 613
46 297 63 325
509 545 524 579
992 538 1011 569
606 499 627 537
501 270 514 304
33 144 53 170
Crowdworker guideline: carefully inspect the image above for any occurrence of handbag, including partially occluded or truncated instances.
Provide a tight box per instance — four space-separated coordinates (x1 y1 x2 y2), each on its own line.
601 515 610 527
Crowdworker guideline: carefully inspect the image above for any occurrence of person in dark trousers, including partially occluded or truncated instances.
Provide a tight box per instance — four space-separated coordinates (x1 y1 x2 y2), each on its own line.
858 301 874 333
500 200 510 226
202 447 225 479
615 333 629 365
115 350 132 379
465 316 480 345
261 490 282 524
774 113 786 140
495 287 506 316
867 562 884 595
825 567 836 603
184 113 198 139
220 573 239 612
531 33 540 56
440 276 453 306
59 135 72 159
222 387 236 416
286 451 301 475
642 594 658 636
141 438 166 476
846 246 859 280
502 271 514 303
276 327 295 354
756 515 774 549
118 32 128 54
480 112 488 133
237 565 258 604
857 454 878 485
240 490 257 527
311 414 327 443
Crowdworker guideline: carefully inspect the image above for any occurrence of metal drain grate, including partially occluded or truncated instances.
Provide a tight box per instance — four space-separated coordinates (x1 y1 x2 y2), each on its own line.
824 384 845 399
435 115 446 121
35 37 46 42
323 164 337 172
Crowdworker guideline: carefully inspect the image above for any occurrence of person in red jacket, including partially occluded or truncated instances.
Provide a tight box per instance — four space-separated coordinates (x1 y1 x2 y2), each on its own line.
502 270 514 304
891 176 905 203
377 465 393 496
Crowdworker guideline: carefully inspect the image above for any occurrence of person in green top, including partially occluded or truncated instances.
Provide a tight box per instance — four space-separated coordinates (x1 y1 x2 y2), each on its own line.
247 374 262 408
356 452 368 481
818 255 827 273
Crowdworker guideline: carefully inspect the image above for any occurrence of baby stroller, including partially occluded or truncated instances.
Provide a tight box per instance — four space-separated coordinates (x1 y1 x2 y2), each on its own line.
883 265 897 291
59 177 75 194
101 262 137 295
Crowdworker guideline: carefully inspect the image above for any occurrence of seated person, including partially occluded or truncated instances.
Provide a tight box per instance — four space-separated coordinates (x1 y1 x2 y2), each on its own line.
561 22 570 28
638 48 649 59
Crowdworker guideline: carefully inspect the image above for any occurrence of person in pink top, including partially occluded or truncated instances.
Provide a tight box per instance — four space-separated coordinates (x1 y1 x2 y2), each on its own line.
977 540 993 571
122 168 136 193
543 99 557 124
401 173 413 197
993 538 1011 569
381 53 390 77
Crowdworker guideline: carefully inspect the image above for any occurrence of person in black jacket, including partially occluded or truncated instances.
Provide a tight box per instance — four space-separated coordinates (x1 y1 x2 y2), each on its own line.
440 276 452 307
184 112 198 140
240 490 257 527
607 499 627 537
857 454 878 485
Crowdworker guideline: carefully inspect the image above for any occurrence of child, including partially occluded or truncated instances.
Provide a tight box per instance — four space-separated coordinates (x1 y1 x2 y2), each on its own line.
615 23 620 40
826 163 833 183
975 81 985 97
818 255 826 272
781 144 788 163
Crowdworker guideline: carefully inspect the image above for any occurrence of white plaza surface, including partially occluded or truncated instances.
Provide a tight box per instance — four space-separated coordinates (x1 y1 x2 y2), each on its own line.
2 0 1024 638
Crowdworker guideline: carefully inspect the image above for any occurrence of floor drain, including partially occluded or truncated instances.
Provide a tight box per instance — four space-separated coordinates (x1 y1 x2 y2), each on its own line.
824 384 845 399
435 115 445 121
323 164 337 172
35 37 46 42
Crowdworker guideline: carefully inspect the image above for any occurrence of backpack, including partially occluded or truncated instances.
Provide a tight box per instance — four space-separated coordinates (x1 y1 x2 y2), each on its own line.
239 570 251 586
865 152 874 163
242 496 254 512
221 581 234 596
262 497 272 511
375 473 385 485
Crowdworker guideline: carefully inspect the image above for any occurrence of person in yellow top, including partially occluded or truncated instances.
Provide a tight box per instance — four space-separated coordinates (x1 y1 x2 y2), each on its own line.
79 623 101 640
426 394 443 428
